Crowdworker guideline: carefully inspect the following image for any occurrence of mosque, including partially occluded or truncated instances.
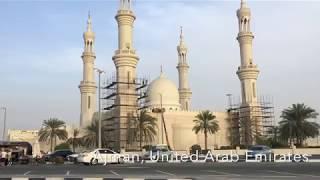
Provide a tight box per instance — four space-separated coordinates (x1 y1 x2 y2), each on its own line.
79 0 262 151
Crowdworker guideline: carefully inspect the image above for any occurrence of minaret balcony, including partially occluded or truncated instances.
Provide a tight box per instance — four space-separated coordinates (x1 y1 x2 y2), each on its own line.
117 10 134 15
79 81 97 93
80 81 96 87
177 63 189 68
114 49 136 55
237 66 259 80
238 64 258 69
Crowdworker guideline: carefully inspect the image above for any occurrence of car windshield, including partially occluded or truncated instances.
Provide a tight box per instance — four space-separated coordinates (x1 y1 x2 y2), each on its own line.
98 149 113 154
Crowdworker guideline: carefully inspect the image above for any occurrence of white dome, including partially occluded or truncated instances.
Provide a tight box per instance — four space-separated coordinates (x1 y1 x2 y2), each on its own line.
146 73 181 111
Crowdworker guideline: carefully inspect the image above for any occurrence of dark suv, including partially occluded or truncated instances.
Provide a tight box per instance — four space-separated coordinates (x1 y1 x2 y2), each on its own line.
44 150 74 161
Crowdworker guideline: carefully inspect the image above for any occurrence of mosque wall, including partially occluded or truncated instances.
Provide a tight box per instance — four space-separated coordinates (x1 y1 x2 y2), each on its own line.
147 111 231 151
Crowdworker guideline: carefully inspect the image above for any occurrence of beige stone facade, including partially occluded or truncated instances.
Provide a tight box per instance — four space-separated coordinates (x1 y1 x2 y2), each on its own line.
146 111 230 151
7 129 43 156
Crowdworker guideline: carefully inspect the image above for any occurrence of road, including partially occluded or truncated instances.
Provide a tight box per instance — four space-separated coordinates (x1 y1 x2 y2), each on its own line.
1 162 320 180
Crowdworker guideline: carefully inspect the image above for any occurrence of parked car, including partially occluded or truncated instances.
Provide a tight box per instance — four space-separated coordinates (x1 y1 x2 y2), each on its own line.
18 155 30 164
43 150 74 161
247 145 273 161
77 148 124 165
67 153 80 163
143 144 176 161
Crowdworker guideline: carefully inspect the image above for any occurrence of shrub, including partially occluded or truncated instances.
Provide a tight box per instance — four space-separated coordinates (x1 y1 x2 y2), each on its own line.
142 145 153 151
219 146 232 150
190 144 201 154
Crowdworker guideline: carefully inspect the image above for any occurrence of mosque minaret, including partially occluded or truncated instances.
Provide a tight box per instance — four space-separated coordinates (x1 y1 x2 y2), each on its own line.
112 0 140 149
177 27 192 111
236 0 261 144
79 14 97 128
237 0 259 104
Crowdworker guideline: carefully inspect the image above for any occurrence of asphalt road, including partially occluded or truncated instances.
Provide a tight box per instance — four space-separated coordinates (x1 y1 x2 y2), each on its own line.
1 162 320 180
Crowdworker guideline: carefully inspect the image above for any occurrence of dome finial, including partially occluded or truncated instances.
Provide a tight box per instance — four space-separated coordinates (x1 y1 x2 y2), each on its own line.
160 65 165 77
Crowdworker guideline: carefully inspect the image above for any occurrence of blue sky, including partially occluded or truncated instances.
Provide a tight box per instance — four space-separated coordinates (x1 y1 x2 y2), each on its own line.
1 0 320 135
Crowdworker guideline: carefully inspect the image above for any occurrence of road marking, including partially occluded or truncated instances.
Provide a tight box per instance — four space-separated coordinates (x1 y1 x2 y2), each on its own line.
206 174 295 178
110 170 120 176
23 171 31 175
267 170 320 177
155 170 175 176
202 170 241 176
258 175 296 178
66 170 70 176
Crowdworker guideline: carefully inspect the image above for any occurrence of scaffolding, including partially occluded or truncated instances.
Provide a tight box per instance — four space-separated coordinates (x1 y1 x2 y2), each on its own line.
227 95 275 147
102 73 149 151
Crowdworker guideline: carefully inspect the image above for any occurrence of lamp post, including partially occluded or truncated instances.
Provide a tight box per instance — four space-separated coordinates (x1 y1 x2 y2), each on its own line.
1 107 7 141
94 68 105 148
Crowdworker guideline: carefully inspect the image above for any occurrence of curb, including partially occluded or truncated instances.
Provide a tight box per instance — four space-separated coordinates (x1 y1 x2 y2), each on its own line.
1 178 192 180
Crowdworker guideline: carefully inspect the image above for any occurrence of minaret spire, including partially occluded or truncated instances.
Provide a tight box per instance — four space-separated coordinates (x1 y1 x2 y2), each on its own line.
87 11 92 32
120 0 132 10
177 27 192 111
241 0 247 8
79 13 97 128
180 26 184 43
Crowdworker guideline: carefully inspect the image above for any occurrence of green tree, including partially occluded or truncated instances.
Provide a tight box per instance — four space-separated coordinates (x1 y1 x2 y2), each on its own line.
279 103 319 146
54 142 70 151
128 110 157 150
38 118 68 152
66 128 82 152
192 110 219 150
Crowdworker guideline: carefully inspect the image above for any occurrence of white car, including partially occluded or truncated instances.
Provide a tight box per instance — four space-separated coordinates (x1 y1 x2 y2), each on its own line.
77 148 124 165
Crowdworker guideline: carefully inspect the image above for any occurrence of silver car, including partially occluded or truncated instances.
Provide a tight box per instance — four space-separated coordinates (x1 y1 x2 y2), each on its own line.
247 145 273 161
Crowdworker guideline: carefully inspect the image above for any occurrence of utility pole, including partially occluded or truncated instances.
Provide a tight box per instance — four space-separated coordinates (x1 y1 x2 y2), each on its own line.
94 68 105 148
1 107 7 141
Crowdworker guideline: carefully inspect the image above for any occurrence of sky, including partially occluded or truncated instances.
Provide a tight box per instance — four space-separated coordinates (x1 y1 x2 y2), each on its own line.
1 0 320 136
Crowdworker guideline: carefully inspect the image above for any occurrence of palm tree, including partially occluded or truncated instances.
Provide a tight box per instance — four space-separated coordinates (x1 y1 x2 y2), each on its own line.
82 119 100 148
67 128 82 152
279 103 319 146
128 110 157 150
193 110 219 150
38 118 68 152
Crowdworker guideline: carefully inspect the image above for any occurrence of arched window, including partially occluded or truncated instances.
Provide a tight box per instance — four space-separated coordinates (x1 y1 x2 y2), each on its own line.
242 82 246 102
88 96 91 109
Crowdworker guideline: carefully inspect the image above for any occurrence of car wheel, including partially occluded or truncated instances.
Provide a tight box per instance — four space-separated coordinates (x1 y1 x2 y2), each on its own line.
118 157 124 164
90 158 98 165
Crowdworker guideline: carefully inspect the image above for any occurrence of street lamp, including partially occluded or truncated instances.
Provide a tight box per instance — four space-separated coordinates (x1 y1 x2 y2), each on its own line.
94 68 105 148
1 107 7 141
